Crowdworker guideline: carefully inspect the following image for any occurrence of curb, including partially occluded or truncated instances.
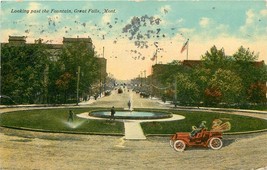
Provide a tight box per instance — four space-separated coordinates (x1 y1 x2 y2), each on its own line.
0 125 124 136
170 106 267 115
145 128 267 137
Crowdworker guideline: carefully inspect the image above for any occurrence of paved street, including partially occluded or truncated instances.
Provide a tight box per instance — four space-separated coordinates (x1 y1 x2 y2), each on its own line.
0 88 267 170
82 88 170 109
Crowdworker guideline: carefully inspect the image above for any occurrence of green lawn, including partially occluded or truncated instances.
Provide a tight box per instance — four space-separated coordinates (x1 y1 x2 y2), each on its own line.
0 108 124 134
141 110 267 135
0 108 266 135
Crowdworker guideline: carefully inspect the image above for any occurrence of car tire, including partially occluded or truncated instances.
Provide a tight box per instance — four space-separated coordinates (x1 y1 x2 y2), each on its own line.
209 137 223 150
173 140 186 152
169 140 174 148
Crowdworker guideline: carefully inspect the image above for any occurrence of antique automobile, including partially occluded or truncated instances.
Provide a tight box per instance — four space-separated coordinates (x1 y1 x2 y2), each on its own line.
170 128 223 152
170 119 231 152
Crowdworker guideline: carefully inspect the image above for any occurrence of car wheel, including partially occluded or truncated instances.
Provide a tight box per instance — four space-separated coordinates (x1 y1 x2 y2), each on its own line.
169 140 174 147
209 137 223 150
173 140 186 152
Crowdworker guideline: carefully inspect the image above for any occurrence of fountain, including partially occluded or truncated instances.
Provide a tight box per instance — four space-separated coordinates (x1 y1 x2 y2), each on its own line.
61 119 87 129
128 91 133 111
88 90 172 120
89 110 172 120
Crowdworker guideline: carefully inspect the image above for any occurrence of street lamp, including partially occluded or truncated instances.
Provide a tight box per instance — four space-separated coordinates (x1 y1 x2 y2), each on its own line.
76 66 81 105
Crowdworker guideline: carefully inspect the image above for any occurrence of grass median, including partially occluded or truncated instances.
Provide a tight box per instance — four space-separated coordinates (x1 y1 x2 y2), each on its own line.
141 110 267 135
0 108 124 135
0 108 266 135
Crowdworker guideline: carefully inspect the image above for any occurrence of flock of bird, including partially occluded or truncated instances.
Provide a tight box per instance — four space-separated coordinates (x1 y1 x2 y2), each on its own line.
10 10 187 62
9 3 259 62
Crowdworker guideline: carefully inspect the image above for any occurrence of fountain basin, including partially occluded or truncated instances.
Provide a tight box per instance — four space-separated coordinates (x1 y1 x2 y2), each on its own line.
89 110 172 120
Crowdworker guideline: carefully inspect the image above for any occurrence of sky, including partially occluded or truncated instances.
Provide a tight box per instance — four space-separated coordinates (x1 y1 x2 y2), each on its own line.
1 0 267 80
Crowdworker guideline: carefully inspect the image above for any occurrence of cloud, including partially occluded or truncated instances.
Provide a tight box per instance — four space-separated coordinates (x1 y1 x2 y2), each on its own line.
1 29 20 42
28 2 41 9
260 9 267 16
178 28 195 35
239 9 267 37
128 0 145 2
176 18 184 25
160 5 171 14
215 24 229 34
245 9 255 25
199 17 211 28
101 13 113 24
21 2 42 24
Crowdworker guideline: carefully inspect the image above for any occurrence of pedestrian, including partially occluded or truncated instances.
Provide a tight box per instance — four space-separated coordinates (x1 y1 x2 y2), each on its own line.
94 94 98 100
127 100 131 110
110 106 116 120
68 110 75 122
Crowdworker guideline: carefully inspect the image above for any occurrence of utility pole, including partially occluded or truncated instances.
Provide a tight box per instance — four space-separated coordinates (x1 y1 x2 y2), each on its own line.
76 66 81 106
150 66 153 99
103 46 106 93
0 64 1 105
99 46 104 97
144 70 146 78
140 71 143 87
99 67 102 97
144 70 146 91
103 46 105 58
186 39 189 60
174 77 177 107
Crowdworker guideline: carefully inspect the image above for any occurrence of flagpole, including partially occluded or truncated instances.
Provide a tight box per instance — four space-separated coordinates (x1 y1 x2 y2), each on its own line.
155 49 158 64
180 38 189 60
156 51 158 64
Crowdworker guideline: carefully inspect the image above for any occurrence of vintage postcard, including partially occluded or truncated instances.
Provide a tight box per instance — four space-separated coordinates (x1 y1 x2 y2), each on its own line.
0 0 266 169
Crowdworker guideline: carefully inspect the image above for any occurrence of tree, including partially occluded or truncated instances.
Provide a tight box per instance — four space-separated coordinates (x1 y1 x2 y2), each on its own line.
1 44 49 104
55 41 99 103
201 46 244 105
175 72 200 105
207 69 242 104
201 46 233 72
191 67 210 106
233 46 258 62
233 46 267 104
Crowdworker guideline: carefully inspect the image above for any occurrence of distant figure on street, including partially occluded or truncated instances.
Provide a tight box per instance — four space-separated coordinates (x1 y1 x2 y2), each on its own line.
127 100 131 110
68 110 75 122
110 106 116 120
94 94 98 100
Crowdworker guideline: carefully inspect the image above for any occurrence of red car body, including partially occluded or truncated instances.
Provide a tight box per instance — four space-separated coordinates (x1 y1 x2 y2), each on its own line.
170 128 223 151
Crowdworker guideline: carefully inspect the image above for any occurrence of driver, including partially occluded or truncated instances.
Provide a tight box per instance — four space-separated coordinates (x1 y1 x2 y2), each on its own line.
190 121 207 138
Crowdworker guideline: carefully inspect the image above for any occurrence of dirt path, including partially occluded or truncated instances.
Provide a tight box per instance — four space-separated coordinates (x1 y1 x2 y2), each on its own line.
0 127 266 170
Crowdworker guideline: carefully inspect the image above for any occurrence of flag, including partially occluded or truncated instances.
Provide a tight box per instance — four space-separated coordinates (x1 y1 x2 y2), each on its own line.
151 50 157 61
180 39 189 53
154 42 159 48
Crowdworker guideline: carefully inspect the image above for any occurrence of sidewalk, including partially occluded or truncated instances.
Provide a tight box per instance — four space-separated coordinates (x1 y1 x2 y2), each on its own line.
0 95 102 109
124 121 146 140
155 99 267 115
